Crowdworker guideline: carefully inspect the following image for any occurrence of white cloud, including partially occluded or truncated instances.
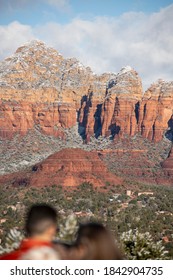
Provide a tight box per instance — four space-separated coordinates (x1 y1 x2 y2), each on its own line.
0 21 35 58
0 4 173 89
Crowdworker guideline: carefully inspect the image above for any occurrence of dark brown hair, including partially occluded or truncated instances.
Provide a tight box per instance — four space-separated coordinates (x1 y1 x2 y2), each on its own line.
75 222 123 260
25 204 57 237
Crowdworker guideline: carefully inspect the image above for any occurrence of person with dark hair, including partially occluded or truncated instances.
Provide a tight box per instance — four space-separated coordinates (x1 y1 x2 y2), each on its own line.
25 204 57 239
68 222 123 260
0 204 59 260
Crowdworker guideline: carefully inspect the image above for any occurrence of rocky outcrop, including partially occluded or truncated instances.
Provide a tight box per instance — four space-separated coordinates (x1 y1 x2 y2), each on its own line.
0 148 122 187
1 40 173 143
0 100 77 139
0 40 94 105
138 80 173 142
0 40 95 138
78 73 117 141
101 67 142 139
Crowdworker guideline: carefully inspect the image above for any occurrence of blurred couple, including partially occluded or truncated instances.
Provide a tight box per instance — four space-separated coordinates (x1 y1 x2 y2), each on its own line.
0 204 123 260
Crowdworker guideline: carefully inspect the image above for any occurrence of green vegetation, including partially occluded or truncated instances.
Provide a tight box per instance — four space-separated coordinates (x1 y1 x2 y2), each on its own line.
0 182 173 258
120 229 168 260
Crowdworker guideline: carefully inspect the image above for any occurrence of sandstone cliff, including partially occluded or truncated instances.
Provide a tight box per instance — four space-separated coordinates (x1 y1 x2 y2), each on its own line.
101 66 142 139
0 100 76 139
138 80 173 142
0 40 173 143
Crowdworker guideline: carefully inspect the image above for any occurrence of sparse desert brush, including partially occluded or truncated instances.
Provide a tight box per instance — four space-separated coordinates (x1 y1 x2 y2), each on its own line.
120 229 168 260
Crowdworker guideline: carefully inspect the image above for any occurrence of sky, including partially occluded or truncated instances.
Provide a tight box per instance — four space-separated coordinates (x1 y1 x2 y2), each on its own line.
0 0 173 89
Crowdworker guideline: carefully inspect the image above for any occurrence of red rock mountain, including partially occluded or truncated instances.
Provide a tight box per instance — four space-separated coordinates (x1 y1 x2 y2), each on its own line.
1 40 173 185
0 148 122 187
1 40 172 143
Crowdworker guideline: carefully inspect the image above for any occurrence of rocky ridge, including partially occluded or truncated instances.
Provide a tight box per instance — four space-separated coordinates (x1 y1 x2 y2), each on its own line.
1 41 173 144
1 40 173 143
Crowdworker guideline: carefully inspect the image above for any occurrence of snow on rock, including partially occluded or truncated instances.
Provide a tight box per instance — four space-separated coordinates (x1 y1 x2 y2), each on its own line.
117 66 133 76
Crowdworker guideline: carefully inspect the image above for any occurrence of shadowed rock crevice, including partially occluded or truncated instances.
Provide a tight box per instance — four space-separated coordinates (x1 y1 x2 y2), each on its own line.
78 93 93 139
143 104 147 118
108 124 121 139
152 123 155 141
135 101 140 124
77 94 88 139
94 104 102 138
165 115 173 141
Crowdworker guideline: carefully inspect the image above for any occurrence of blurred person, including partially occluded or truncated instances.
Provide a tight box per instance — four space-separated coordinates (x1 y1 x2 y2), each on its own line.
53 240 75 260
0 204 58 260
69 222 123 260
20 246 60 260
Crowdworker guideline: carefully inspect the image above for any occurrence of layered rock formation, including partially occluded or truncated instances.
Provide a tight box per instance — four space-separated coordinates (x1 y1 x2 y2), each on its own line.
0 100 76 139
101 66 142 139
0 41 114 139
0 40 173 143
138 80 173 142
0 40 93 138
0 148 122 187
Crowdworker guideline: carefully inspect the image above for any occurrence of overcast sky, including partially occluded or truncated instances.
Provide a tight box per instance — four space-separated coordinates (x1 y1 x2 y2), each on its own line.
0 0 173 89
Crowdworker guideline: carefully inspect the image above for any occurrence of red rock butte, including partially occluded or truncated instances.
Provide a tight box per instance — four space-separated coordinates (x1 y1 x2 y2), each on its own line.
0 148 122 188
31 148 122 187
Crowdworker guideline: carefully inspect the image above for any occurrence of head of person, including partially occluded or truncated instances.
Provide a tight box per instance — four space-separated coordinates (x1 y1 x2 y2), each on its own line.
25 204 58 242
73 222 123 260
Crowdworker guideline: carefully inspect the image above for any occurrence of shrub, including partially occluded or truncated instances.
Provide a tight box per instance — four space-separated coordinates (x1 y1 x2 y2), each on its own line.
0 229 24 255
120 229 168 260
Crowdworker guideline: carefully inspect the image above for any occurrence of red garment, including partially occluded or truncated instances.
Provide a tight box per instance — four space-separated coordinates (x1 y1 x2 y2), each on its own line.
0 239 53 260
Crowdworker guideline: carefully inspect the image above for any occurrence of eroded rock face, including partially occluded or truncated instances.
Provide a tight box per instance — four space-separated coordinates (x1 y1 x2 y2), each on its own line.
0 41 173 143
138 80 173 142
0 100 77 139
101 67 142 139
0 40 94 138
